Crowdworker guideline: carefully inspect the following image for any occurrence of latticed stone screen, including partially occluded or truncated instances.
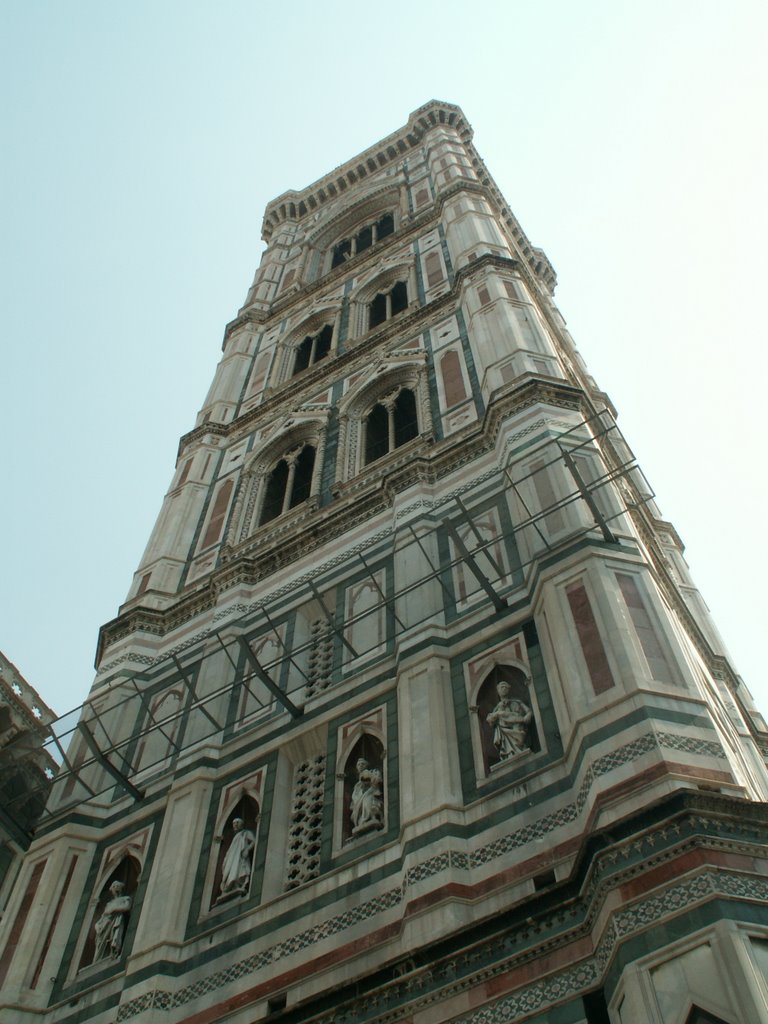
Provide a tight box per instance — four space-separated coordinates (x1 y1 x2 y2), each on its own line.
285 756 325 889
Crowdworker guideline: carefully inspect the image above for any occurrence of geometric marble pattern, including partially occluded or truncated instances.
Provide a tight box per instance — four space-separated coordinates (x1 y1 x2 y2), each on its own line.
115 731 735 1020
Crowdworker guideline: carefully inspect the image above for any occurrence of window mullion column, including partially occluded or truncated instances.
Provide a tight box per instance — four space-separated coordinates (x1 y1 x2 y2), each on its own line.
282 452 299 513
386 400 396 454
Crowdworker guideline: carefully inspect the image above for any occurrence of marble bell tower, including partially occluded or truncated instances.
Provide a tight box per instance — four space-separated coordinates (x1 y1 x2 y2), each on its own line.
2 101 768 1024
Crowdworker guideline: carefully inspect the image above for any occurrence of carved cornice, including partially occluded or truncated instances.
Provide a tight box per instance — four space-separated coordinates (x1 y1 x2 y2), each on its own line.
260 101 472 241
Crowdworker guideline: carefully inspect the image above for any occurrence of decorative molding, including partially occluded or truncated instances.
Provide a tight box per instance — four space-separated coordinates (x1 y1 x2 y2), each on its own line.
111 793 768 1022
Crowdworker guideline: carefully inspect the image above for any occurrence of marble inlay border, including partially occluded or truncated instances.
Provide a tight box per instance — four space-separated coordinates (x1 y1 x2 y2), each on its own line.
114 730 729 1020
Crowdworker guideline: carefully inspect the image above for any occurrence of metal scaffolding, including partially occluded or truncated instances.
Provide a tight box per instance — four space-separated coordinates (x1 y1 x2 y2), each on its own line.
9 411 655 834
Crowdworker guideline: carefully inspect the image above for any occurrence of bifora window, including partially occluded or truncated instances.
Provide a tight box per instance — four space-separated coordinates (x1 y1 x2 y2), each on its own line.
260 443 316 525
369 281 408 330
364 388 418 464
331 212 395 268
293 324 332 376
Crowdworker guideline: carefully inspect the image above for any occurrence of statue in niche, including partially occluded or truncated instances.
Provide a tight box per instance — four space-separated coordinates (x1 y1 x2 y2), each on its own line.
92 880 132 962
216 817 255 902
486 681 532 759
350 758 384 836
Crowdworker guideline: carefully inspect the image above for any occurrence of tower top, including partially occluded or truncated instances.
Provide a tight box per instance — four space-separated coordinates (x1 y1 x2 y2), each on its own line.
261 100 472 241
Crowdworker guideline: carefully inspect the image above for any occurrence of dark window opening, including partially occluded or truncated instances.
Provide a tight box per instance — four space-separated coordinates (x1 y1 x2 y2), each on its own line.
582 989 611 1024
356 224 373 253
331 239 352 268
685 1010 729 1024
368 281 408 330
293 325 332 376
260 445 316 526
329 211 395 270
393 388 418 447
364 388 418 465
260 459 289 525
369 292 388 329
390 280 408 315
377 212 394 239
533 869 556 891
290 444 315 507
293 337 312 374
365 403 389 464
267 994 287 1015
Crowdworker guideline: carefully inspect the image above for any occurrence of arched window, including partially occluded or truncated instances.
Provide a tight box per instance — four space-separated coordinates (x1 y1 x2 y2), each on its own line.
369 280 408 329
331 212 395 269
293 324 332 376
364 388 418 465
259 443 316 525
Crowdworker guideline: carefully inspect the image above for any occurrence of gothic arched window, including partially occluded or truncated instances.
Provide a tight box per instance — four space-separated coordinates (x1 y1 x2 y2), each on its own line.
330 212 395 269
259 443 316 525
369 280 408 329
293 324 332 376
364 388 418 465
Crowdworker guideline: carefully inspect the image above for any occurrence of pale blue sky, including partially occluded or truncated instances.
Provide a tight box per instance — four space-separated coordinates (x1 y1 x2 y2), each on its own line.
2 1 766 719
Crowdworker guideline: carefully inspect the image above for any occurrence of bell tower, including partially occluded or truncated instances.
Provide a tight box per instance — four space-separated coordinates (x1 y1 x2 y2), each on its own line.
2 101 767 1024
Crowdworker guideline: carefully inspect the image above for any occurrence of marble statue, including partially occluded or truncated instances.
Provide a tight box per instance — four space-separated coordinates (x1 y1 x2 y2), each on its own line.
486 681 532 759
350 758 384 836
217 817 255 901
93 880 132 962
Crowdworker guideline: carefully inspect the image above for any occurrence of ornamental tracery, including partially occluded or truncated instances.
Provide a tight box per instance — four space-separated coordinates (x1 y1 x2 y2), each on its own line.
346 258 418 341
226 413 328 543
274 305 341 384
335 353 430 482
302 182 404 281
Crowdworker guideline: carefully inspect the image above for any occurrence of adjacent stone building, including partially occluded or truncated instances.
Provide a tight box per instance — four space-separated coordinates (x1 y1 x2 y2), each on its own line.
0 651 56 912
2 100 767 1024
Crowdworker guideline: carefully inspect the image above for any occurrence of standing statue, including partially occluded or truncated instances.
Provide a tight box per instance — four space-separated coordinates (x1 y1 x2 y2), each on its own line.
486 681 532 759
92 880 132 962
350 758 384 836
217 817 255 901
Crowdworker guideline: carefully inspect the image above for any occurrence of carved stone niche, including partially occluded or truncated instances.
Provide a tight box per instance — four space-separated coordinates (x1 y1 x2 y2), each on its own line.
79 855 140 970
476 665 540 775
210 794 260 909
342 734 385 845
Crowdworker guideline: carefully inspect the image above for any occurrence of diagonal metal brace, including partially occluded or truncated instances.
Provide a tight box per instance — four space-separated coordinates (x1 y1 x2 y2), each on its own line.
172 654 224 734
308 580 359 660
77 721 145 802
559 446 617 544
442 520 508 612
238 638 302 719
